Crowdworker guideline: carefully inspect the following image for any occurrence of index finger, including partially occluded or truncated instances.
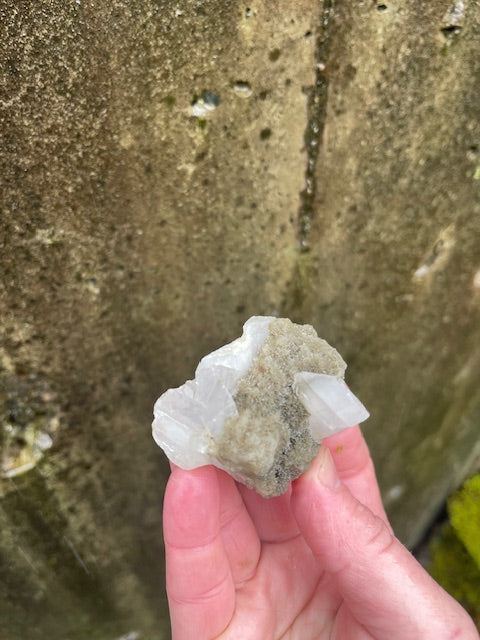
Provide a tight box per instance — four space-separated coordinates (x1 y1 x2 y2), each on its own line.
323 425 390 526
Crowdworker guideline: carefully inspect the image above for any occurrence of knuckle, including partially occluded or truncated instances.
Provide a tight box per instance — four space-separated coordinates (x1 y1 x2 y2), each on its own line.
363 513 396 556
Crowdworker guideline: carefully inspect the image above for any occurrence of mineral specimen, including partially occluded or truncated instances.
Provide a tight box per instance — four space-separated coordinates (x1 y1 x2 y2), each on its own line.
152 316 369 497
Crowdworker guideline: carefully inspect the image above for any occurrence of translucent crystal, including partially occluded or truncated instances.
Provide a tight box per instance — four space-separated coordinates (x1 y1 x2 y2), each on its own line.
152 316 271 469
152 316 369 497
293 372 370 440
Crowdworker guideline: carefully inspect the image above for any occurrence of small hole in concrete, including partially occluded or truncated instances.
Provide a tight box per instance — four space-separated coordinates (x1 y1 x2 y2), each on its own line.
260 128 272 140
441 25 461 38
233 81 252 98
269 48 281 62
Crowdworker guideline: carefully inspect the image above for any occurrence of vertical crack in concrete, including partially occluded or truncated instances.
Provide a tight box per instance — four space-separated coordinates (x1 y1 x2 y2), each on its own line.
297 0 333 252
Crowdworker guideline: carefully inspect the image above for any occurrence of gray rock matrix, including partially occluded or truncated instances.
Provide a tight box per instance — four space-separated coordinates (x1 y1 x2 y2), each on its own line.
214 318 346 497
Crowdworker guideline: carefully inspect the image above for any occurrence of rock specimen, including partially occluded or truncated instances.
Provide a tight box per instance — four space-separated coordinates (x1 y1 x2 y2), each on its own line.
152 316 369 497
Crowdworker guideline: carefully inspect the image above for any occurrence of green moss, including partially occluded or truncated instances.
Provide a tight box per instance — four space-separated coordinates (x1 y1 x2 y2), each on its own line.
449 474 480 569
430 524 480 627
429 474 480 629
161 95 176 108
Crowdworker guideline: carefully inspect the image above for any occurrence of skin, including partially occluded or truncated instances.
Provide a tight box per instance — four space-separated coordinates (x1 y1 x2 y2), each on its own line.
163 425 479 639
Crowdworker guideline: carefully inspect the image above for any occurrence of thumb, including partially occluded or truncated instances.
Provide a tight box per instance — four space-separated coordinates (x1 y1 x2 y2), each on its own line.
292 446 477 640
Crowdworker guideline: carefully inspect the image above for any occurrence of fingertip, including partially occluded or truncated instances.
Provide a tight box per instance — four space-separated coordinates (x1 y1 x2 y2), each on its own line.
292 448 384 575
322 425 368 478
315 445 342 489
292 445 342 501
292 447 343 562
322 426 389 524
164 465 220 548
165 467 235 638
166 464 218 499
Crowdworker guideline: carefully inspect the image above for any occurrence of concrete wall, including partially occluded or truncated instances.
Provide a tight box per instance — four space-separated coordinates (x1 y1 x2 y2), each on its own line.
1 1 479 637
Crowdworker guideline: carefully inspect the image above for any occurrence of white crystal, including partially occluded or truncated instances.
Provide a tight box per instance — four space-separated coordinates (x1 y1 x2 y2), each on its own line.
152 316 369 496
293 372 369 441
196 315 272 392
152 316 274 469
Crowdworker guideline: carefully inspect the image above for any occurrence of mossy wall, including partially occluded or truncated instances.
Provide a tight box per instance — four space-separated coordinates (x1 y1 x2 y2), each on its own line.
429 474 480 628
1 1 479 637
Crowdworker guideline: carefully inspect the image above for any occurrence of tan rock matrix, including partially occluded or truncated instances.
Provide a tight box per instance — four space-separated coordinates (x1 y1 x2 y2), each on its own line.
153 317 368 497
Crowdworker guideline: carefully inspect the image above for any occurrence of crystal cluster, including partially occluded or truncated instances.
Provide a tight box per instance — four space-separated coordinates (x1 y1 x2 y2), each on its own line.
152 316 369 497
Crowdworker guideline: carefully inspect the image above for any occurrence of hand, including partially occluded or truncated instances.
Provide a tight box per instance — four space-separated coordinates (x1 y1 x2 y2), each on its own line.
163 426 478 639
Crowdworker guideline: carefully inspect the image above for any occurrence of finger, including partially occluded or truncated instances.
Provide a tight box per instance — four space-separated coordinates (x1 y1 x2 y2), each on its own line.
323 425 388 524
163 465 234 640
237 483 300 543
215 468 261 585
292 447 478 640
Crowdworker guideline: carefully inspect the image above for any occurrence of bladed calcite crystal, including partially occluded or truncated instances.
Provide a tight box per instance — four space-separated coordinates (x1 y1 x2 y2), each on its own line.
152 316 369 497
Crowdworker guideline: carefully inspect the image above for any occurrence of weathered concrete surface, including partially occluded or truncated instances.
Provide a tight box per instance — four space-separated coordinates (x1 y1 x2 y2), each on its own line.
285 0 480 544
0 0 479 637
1 1 317 638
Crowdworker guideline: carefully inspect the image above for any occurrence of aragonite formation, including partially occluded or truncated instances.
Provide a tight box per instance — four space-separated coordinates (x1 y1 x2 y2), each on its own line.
152 316 369 497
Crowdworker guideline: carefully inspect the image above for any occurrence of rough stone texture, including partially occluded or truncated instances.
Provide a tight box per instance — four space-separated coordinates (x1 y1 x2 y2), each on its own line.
284 0 480 545
216 318 346 497
0 0 479 637
0 1 317 638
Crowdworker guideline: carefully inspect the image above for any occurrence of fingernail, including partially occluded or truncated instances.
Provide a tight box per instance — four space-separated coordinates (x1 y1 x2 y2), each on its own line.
316 446 341 489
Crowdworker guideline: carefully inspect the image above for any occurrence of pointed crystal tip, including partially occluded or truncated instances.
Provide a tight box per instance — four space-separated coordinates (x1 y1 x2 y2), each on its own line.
293 372 369 441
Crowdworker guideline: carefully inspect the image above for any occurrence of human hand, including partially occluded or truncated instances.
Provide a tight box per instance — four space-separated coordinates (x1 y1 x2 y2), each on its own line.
163 425 479 639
